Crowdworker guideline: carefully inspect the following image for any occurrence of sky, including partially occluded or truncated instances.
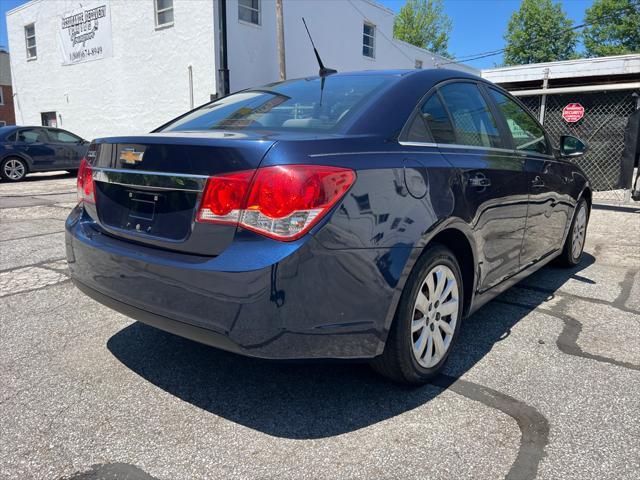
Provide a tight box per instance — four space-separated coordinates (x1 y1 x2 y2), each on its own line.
0 0 594 68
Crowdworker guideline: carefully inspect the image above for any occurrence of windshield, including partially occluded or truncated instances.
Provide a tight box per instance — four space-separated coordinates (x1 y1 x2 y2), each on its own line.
159 75 395 133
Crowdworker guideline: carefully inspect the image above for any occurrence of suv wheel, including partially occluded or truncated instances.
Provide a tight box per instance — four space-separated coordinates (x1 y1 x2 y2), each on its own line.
1 157 28 181
371 244 463 384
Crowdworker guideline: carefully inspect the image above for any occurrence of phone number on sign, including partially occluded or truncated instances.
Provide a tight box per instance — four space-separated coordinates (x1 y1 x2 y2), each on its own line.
69 46 103 63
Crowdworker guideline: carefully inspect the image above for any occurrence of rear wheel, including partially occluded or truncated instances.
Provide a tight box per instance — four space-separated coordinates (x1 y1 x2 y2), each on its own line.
1 157 28 181
558 199 589 267
371 244 463 384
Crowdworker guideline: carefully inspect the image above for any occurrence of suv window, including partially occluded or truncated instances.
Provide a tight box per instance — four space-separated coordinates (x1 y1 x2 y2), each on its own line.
17 128 47 144
438 82 504 148
49 129 82 144
489 89 549 155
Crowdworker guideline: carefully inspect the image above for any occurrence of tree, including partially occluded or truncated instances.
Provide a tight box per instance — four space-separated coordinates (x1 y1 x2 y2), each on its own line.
393 0 452 57
503 0 578 65
583 0 640 57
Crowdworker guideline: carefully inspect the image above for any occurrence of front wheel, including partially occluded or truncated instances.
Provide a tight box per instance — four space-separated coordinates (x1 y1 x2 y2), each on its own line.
1 157 28 181
558 199 589 267
371 244 463 384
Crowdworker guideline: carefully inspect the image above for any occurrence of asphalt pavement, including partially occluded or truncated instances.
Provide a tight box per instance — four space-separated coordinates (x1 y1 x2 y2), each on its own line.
1 172 639 480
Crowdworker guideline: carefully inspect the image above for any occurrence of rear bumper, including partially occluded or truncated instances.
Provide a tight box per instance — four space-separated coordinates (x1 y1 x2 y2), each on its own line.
66 206 410 360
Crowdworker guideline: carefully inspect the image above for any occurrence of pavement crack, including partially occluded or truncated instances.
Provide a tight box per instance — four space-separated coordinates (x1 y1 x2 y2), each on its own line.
0 257 67 274
433 375 549 480
0 230 65 243
515 280 640 316
0 278 72 299
495 298 640 372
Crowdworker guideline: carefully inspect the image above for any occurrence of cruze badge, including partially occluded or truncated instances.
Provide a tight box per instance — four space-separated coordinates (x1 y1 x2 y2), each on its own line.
119 147 144 164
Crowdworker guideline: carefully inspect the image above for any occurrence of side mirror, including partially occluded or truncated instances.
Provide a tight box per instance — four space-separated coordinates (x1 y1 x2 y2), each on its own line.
560 135 588 157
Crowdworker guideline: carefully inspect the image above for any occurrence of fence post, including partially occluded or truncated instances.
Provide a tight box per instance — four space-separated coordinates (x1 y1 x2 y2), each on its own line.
539 68 549 124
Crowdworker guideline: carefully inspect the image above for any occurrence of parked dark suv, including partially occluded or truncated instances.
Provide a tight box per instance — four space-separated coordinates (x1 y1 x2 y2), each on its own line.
66 69 591 384
0 125 89 181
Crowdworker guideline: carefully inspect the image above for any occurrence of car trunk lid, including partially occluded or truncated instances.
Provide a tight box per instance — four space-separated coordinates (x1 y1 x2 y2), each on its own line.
85 132 277 256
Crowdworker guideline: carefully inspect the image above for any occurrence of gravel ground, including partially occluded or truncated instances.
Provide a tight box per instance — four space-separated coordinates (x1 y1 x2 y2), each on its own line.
1 172 639 480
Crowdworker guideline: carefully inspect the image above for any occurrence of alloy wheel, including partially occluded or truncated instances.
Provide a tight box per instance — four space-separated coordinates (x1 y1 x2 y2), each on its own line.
571 204 587 260
411 264 459 368
3 159 26 180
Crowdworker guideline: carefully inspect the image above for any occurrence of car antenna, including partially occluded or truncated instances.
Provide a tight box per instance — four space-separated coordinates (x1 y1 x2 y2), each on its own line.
302 17 337 77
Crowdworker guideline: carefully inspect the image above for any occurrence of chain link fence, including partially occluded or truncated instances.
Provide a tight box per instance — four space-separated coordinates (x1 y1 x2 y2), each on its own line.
519 90 638 204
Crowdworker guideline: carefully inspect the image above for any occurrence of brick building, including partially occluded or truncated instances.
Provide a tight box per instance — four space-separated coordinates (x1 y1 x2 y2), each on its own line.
0 50 16 126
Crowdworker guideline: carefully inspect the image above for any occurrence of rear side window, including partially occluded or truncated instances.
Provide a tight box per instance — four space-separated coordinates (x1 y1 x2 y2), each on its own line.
17 128 47 144
438 82 504 148
4 130 17 142
489 89 549 155
421 94 455 144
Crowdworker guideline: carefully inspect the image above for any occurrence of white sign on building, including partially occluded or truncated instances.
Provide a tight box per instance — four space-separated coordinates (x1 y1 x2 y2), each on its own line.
58 2 113 66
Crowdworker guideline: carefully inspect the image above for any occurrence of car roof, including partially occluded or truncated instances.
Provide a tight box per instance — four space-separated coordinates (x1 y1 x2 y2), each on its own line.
300 68 483 82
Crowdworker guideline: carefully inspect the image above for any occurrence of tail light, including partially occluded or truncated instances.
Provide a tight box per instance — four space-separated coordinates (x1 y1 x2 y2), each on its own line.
197 165 355 241
77 158 95 204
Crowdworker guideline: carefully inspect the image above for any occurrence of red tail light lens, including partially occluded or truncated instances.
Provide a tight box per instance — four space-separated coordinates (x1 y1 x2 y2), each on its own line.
196 165 355 241
197 171 254 223
77 158 95 204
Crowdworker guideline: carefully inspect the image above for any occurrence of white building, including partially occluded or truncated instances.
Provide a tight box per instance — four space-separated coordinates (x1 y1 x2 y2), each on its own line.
6 0 477 140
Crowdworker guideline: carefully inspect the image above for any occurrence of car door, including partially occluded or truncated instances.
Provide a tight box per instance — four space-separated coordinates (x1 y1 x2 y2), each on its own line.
486 88 572 267
15 128 56 170
46 129 85 169
422 81 529 292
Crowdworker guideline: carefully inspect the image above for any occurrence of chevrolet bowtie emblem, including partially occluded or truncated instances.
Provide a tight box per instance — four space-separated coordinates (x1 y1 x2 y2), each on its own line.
119 147 144 164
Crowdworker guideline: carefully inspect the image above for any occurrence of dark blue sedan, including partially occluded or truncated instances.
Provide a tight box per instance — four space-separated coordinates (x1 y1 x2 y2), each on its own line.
66 69 591 383
0 125 89 181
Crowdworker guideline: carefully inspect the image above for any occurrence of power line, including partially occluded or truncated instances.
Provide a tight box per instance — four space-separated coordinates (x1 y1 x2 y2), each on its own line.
437 0 640 67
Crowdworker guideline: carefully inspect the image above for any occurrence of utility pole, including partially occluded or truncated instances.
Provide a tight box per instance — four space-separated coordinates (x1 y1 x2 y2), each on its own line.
217 0 230 96
276 0 286 81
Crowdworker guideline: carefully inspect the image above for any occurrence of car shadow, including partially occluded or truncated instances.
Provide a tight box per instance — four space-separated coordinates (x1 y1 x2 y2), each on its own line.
107 254 595 439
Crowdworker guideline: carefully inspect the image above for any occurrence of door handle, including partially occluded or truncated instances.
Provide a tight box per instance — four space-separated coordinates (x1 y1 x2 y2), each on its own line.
468 174 491 188
532 176 545 188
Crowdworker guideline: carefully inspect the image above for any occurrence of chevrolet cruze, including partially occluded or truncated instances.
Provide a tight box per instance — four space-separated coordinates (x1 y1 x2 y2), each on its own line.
66 69 591 384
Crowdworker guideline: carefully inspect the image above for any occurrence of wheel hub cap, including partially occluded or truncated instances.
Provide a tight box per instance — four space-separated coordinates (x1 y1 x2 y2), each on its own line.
571 204 587 260
411 265 459 368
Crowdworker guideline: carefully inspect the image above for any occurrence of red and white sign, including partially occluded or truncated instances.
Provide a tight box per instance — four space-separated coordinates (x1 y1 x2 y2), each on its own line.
562 103 585 123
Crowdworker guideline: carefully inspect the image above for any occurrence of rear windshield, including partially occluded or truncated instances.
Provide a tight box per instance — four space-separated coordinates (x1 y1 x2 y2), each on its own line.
159 75 395 132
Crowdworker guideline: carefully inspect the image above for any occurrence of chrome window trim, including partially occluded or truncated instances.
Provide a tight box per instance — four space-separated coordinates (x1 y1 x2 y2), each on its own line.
92 167 207 192
398 141 438 148
437 144 515 154
398 141 515 155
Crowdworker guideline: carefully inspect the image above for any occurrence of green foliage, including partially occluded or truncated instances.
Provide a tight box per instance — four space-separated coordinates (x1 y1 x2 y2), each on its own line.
583 0 640 57
503 0 579 65
393 0 452 57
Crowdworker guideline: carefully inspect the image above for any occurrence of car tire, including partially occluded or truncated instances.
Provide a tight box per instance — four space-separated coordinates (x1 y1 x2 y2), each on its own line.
558 199 589 267
1 157 28 182
371 244 464 384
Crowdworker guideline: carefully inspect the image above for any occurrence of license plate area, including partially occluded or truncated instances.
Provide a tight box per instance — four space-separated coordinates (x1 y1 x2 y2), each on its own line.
94 182 200 241
126 191 159 232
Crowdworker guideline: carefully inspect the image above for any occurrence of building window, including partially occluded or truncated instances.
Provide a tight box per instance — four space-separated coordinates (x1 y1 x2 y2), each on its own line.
0 87 4 105
363 22 375 58
41 111 58 128
24 23 37 60
0 121 6 127
155 0 174 28
239 0 260 25
415 59 423 69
